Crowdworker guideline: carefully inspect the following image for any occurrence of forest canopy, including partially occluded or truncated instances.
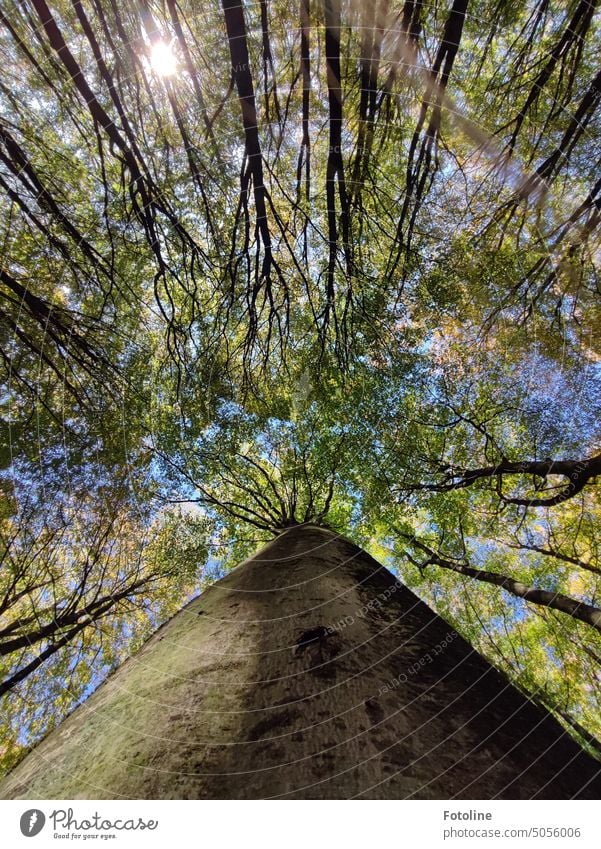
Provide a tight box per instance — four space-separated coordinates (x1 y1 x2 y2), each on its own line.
0 0 600 773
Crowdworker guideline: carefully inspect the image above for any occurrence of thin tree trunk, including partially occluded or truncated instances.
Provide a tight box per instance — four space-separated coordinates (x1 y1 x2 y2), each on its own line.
1 526 599 799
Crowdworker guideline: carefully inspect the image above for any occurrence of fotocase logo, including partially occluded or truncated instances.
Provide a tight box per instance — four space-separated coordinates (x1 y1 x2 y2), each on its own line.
20 809 46 837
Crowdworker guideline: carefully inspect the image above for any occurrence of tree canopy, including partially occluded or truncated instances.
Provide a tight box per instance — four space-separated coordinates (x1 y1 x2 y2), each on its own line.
0 0 600 772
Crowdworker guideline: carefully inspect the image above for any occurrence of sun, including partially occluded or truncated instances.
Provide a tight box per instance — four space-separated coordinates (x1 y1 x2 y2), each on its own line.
150 40 177 77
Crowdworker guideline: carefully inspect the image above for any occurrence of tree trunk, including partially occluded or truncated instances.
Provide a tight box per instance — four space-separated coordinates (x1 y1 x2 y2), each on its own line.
1 525 599 799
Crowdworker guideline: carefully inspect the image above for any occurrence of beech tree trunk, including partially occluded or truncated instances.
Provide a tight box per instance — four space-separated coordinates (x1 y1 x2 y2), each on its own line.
1 525 600 799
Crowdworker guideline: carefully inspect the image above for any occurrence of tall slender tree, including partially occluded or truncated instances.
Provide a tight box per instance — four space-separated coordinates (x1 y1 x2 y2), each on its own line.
0 0 600 795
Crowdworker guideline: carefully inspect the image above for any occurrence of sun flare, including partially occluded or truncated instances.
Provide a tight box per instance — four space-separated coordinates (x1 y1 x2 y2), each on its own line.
150 40 177 77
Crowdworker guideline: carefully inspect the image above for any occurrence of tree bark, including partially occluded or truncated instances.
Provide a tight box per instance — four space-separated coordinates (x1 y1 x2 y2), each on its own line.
1 525 599 799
